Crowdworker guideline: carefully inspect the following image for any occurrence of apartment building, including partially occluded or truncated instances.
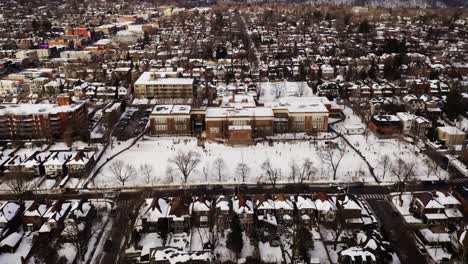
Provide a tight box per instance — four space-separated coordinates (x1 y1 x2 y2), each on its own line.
0 95 88 140
134 71 194 99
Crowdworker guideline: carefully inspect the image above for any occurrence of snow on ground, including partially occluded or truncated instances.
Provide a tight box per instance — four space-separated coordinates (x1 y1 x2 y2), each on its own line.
215 231 253 262
190 228 210 251
333 107 449 182
167 232 191 250
0 230 34 264
94 136 369 187
426 246 452 262
258 241 283 264
258 81 313 104
86 200 114 264
57 243 77 264
390 193 423 224
138 232 163 258
309 227 331 264
456 116 468 132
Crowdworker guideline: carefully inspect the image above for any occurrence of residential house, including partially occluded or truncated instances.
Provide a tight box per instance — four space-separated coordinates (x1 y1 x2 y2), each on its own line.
433 191 464 225
294 195 316 227
189 196 212 228
43 151 73 177
410 192 447 225
66 151 95 177
402 94 425 114
369 115 401 135
0 201 23 238
273 194 294 224
313 192 337 223
215 196 230 231
0 232 23 254
232 194 254 231
23 200 53 231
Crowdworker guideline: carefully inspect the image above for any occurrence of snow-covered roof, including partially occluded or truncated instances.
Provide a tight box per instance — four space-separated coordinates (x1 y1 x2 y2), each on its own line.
0 232 22 248
0 103 84 116
215 196 230 211
134 72 194 86
295 196 316 210
152 247 213 263
151 104 191 115
340 247 376 262
142 198 170 222
0 202 21 224
232 195 253 215
206 107 273 118
189 198 211 213
419 229 450 243
267 96 329 113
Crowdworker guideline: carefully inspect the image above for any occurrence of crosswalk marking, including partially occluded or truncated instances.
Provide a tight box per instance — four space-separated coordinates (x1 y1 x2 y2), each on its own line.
450 178 468 183
360 194 387 200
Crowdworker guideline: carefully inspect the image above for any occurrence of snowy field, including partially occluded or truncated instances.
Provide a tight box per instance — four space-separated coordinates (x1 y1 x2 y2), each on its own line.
333 107 449 182
92 136 370 188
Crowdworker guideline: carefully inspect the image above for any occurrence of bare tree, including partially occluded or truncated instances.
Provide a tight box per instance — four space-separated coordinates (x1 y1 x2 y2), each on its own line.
391 158 416 204
6 172 31 196
289 158 315 184
165 165 176 183
272 82 285 99
60 219 102 263
139 164 154 185
109 160 137 186
297 82 308 97
379 155 391 181
236 162 250 183
424 158 440 179
169 151 201 183
261 159 282 189
213 158 227 182
320 142 347 181
289 160 300 183
202 164 209 181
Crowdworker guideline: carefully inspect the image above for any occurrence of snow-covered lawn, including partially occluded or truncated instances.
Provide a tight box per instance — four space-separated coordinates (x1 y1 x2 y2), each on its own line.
309 227 331 264
0 230 34 264
57 243 77 264
390 193 423 225
333 107 449 182
214 231 254 262
258 81 313 104
93 136 370 188
258 241 283 264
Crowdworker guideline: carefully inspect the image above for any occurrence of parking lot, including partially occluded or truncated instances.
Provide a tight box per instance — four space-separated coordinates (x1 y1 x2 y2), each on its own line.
112 108 149 141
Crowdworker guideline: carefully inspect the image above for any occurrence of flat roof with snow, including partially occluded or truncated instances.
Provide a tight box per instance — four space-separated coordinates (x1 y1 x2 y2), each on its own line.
135 72 194 86
151 105 191 115
206 107 274 118
0 103 84 116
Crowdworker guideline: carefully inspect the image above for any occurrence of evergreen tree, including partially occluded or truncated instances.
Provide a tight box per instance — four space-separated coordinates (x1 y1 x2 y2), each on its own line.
226 213 243 259
445 89 464 121
296 225 314 261
358 19 371 33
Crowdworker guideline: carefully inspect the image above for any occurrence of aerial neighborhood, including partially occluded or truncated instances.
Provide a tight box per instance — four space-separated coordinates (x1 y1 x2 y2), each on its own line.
0 0 466 263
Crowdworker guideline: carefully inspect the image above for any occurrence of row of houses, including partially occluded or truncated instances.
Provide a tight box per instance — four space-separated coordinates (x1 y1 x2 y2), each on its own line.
0 199 95 259
139 192 376 235
0 146 96 178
